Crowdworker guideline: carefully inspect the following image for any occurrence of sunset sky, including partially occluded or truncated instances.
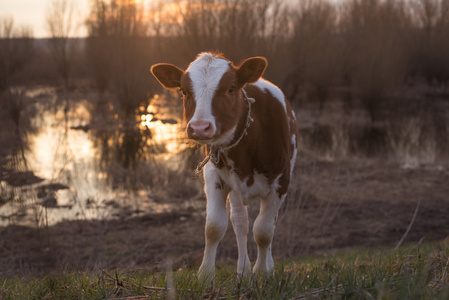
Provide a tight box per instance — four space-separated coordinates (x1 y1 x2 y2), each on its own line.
2 0 90 38
2 0 344 38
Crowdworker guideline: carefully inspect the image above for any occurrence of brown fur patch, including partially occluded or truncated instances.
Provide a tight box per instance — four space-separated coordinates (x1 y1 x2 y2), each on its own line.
215 179 225 190
247 174 255 187
221 83 292 188
205 223 224 244
254 231 272 249
211 69 246 140
180 74 195 123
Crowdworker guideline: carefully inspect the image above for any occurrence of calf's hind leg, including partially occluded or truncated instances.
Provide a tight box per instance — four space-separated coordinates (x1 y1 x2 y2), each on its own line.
229 192 251 277
252 193 283 274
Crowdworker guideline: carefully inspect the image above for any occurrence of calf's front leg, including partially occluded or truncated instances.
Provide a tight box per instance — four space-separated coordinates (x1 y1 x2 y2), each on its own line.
198 164 229 282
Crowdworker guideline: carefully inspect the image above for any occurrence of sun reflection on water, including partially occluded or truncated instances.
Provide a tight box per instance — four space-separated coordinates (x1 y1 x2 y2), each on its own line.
25 100 116 224
139 95 185 155
0 91 187 227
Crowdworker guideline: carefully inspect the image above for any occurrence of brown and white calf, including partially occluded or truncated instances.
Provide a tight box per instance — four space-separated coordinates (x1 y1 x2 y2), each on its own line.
151 52 297 281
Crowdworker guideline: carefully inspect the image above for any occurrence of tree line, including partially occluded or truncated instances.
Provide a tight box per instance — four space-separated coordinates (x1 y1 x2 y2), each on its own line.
1 0 449 122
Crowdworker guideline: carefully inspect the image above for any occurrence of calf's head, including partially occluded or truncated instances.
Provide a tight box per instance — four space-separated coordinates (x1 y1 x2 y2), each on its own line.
150 53 267 145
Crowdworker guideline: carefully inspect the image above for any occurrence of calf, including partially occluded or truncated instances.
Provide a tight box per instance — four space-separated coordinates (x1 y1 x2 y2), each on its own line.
151 52 297 281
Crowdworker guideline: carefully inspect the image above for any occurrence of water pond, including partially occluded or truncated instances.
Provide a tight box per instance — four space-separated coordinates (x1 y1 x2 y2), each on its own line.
0 87 196 227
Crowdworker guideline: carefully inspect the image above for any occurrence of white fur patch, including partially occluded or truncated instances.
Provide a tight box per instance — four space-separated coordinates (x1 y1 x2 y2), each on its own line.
253 79 287 112
290 134 297 177
215 157 272 205
186 53 230 132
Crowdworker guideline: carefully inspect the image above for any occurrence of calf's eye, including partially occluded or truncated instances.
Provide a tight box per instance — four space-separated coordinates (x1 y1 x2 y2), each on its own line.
228 87 235 94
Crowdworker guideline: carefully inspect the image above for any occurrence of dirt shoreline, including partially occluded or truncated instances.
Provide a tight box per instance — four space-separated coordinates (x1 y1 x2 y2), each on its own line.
1 159 448 277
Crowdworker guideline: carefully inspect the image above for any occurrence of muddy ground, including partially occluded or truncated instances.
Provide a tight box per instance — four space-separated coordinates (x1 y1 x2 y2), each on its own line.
1 158 448 277
1 89 449 278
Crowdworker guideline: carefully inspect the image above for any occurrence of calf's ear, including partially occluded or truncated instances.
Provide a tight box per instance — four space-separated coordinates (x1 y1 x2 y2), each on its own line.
236 57 267 85
150 63 184 89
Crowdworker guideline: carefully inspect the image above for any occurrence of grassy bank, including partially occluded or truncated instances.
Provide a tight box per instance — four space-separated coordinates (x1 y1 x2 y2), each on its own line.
1 243 448 299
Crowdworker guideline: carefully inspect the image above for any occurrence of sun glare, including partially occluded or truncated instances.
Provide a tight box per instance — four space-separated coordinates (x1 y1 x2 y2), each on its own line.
140 100 184 155
141 113 153 127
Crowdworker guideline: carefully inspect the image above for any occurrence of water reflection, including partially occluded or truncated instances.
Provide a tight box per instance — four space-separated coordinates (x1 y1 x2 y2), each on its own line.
139 95 188 162
0 88 190 227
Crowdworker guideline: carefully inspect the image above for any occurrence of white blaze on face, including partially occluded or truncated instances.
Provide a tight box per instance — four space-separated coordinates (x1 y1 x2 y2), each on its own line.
186 53 230 135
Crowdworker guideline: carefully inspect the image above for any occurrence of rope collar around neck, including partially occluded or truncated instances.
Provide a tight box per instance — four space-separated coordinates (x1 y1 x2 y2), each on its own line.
196 89 255 173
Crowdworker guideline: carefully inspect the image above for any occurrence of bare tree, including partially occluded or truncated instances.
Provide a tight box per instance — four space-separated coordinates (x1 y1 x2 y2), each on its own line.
85 0 153 118
410 0 449 85
45 0 75 89
411 0 441 35
288 0 340 111
340 0 409 121
0 17 34 91
158 0 289 66
0 17 35 169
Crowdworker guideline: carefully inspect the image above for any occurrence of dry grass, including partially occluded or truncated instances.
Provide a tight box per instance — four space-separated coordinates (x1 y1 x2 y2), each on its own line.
2 243 449 299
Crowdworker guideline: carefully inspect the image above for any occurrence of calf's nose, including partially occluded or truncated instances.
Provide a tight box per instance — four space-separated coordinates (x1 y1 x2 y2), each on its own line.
188 121 214 140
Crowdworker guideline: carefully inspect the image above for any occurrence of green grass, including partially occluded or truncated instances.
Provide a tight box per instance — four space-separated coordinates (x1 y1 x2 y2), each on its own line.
1 243 449 299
